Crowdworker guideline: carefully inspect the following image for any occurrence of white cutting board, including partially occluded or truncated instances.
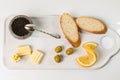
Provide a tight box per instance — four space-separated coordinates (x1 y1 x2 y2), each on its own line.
3 15 120 70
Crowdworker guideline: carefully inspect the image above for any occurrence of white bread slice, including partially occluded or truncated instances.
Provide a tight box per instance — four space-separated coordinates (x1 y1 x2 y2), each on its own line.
60 13 81 48
76 16 107 34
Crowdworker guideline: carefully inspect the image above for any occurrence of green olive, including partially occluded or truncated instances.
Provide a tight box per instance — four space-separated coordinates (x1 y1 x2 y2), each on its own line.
54 55 62 63
66 48 74 55
55 46 62 53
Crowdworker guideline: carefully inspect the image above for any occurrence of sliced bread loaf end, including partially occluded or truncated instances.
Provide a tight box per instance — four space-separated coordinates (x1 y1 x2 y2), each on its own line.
76 16 107 34
60 13 81 47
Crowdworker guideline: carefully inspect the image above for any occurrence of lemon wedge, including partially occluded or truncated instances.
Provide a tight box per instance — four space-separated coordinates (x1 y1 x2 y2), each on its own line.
82 42 98 50
76 42 98 67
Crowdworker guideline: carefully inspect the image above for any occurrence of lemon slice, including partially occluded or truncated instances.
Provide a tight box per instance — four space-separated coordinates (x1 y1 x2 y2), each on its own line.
76 50 97 67
76 42 98 67
82 42 98 50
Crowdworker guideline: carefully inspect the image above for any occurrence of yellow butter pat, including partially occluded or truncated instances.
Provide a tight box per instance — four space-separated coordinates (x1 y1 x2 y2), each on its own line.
30 50 44 64
18 45 31 56
12 53 21 62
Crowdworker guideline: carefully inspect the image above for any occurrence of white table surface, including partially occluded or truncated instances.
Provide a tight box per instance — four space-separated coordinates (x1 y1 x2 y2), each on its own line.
0 0 120 80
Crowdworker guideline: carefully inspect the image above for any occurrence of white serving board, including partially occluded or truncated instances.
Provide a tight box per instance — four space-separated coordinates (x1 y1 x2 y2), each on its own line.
3 15 120 70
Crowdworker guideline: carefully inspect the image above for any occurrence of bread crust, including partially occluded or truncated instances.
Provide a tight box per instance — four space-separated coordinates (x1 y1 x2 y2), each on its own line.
76 16 107 34
60 13 81 48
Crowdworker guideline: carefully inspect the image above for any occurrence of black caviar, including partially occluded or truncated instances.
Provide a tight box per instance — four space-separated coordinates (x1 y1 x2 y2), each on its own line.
11 17 30 36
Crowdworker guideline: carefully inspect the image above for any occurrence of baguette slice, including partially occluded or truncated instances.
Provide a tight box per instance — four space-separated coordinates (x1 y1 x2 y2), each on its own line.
76 16 107 34
60 13 81 48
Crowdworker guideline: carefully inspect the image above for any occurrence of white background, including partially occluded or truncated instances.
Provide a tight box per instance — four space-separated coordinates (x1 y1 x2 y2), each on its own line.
0 0 120 80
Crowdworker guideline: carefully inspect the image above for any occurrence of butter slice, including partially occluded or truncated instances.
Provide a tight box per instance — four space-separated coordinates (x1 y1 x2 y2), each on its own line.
12 53 21 62
30 50 44 64
18 45 31 56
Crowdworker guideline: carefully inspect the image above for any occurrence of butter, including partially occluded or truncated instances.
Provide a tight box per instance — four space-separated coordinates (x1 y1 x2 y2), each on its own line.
30 50 44 64
12 53 21 62
17 45 31 56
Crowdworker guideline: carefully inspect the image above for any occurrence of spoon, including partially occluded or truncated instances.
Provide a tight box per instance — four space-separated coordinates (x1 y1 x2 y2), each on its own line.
25 24 61 39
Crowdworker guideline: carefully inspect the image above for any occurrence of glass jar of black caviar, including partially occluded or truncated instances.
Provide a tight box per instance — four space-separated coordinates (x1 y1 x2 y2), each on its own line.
9 15 33 39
